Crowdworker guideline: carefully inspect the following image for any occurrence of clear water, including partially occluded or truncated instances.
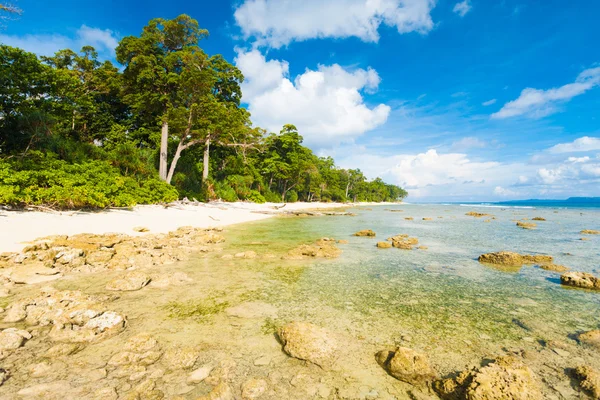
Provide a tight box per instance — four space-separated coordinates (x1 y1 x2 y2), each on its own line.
4 204 600 399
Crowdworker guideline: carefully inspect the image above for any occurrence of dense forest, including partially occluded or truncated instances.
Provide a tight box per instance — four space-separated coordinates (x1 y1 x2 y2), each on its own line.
0 15 407 209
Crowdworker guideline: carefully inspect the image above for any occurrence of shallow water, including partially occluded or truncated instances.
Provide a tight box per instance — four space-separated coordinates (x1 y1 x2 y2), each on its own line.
2 204 600 399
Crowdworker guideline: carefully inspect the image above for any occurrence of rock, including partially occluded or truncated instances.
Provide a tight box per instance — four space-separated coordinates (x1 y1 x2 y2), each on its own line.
254 356 271 366
478 252 553 267
353 229 376 237
133 227 150 232
84 311 126 333
388 234 419 250
422 218 433 221
242 378 268 399
226 301 278 319
187 365 213 384
284 239 342 260
106 271 151 291
198 382 234 400
581 230 600 235
221 254 234 260
578 330 600 350
17 381 72 397
376 242 392 249
574 365 600 399
0 368 8 386
561 271 600 290
376 347 436 386
0 328 29 350
405 217 414 220
517 221 537 229
43 343 82 357
124 333 158 352
93 387 118 400
466 212 492 218
163 347 198 370
150 272 192 288
418 246 429 250
434 355 542 400
532 217 546 221
539 263 568 272
337 240 349 244
277 322 338 368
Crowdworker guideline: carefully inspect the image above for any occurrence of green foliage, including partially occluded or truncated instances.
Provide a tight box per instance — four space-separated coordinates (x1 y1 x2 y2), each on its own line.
0 16 407 210
0 152 177 208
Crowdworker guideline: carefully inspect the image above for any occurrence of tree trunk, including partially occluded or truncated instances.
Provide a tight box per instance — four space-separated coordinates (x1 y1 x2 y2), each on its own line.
345 182 350 198
159 120 169 181
166 140 184 184
202 137 210 182
281 181 288 202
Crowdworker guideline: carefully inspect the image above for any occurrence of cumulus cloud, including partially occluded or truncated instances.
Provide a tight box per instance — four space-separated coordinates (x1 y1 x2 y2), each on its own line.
0 25 119 58
482 99 497 106
548 136 600 153
234 0 436 48
494 186 518 197
492 67 600 119
453 0 472 17
235 49 391 146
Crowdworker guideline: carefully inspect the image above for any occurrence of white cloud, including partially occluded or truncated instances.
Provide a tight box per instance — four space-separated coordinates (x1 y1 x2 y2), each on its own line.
453 0 472 17
482 99 497 106
0 25 119 58
492 67 600 119
450 136 487 151
548 136 600 153
235 49 391 146
494 186 518 197
234 0 436 48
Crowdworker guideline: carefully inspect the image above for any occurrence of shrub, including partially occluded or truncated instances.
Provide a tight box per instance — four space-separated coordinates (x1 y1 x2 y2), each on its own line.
213 182 238 202
263 190 282 203
247 190 266 203
286 190 298 203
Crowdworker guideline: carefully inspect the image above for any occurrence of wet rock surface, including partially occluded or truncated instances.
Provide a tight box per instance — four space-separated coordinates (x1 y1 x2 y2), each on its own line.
466 212 492 218
277 322 339 368
353 229 376 237
574 365 600 399
561 271 600 290
478 252 553 267
376 347 437 386
434 355 543 400
517 221 537 230
283 238 341 260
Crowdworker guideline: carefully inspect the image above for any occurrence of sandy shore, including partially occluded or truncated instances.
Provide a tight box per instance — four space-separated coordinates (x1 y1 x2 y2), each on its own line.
0 202 377 253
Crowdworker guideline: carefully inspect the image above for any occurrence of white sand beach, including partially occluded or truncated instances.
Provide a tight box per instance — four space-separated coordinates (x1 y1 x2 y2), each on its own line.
0 202 362 253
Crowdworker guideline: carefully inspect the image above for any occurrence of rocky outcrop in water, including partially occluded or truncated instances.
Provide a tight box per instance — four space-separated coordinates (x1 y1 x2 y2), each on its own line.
465 212 492 218
578 330 600 350
574 366 600 399
2 287 126 343
517 221 537 230
538 263 569 272
376 242 392 249
277 322 338 368
353 229 376 237
532 217 546 221
581 230 600 235
478 252 553 267
376 347 437 387
434 355 542 400
283 238 341 260
561 271 600 290
0 227 224 284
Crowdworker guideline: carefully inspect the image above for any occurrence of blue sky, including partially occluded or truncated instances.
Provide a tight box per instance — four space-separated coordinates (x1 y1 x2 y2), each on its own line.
2 0 600 201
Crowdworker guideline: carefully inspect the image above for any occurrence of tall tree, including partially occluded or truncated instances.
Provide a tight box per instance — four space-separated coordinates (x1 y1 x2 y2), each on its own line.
116 15 208 181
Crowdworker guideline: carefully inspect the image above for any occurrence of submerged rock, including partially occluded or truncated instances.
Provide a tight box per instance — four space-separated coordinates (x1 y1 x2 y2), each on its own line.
197 382 233 400
574 366 600 399
434 355 542 400
376 241 392 249
354 229 376 237
376 347 437 386
388 234 419 250
284 238 341 260
581 230 600 235
277 322 338 368
538 263 569 272
106 271 151 291
531 217 546 221
405 217 415 221
561 271 600 290
466 212 492 218
478 252 553 267
517 221 537 230
578 330 600 350
241 378 268 399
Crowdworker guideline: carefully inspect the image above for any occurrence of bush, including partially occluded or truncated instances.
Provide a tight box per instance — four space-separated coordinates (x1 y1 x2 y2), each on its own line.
286 190 298 203
263 190 282 203
247 190 266 203
213 182 238 202
0 153 178 209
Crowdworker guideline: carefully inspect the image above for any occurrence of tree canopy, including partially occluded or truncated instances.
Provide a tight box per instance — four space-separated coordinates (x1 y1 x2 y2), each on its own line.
0 14 407 209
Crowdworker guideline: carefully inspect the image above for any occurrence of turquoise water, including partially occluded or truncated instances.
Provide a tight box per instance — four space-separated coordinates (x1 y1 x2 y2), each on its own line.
227 204 600 375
